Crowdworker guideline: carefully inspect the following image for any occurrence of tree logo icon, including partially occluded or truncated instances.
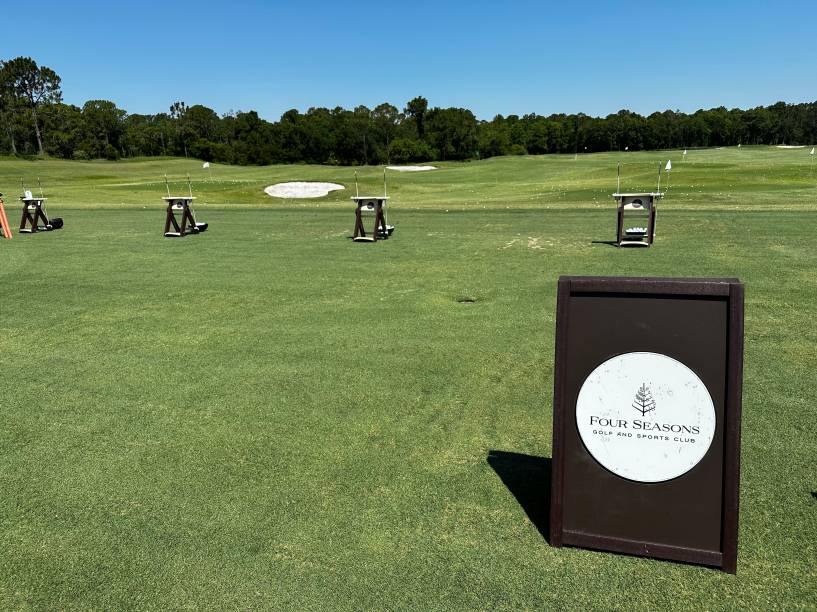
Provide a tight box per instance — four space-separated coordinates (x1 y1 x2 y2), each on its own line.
632 384 656 416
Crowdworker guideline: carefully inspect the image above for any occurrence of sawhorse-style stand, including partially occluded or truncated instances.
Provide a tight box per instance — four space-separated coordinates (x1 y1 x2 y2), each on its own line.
19 197 52 233
163 196 208 237
613 192 662 247
352 196 391 243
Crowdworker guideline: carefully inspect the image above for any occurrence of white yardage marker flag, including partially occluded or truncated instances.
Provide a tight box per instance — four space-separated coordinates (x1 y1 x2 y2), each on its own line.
202 162 210 168
811 147 815 155
665 160 672 171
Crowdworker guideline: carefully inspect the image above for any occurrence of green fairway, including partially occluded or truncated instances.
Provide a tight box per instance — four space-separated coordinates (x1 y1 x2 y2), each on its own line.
1 148 816 609
2 145 816 211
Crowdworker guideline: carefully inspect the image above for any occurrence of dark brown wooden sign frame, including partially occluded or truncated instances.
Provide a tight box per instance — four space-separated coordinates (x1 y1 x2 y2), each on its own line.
550 276 744 573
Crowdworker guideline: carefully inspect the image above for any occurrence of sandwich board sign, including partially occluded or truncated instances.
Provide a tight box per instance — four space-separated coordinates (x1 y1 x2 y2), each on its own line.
549 276 744 572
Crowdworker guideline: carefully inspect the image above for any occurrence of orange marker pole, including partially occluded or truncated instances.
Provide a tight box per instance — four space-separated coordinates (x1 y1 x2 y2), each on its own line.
0 198 12 239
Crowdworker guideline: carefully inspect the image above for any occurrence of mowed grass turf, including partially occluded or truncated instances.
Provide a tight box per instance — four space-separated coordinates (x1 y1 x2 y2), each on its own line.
0 148 816 609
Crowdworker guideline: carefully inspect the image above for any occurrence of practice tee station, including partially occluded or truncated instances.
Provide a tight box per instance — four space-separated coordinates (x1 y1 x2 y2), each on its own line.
352 169 394 242
163 175 208 237
18 179 63 234
612 162 668 247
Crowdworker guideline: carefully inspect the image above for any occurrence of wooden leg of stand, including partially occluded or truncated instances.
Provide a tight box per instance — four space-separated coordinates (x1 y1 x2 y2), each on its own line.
165 208 181 235
179 207 189 236
182 208 197 235
376 207 386 240
354 207 365 238
35 208 49 229
21 209 36 232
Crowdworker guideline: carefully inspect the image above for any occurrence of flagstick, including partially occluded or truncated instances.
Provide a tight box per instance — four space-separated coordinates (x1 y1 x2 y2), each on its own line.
656 162 662 193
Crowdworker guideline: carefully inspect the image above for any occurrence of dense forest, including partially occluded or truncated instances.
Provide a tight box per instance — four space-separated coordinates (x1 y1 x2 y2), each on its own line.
1 56 816 165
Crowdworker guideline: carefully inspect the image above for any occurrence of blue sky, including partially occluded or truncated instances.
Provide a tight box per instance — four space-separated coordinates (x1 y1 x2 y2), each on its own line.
2 0 815 121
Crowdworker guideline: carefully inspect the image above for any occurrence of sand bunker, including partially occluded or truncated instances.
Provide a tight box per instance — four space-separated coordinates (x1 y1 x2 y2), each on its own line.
776 145 805 149
264 182 344 198
386 165 438 172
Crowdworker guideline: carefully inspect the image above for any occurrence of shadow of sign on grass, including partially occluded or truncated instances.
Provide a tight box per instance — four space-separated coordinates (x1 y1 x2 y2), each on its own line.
487 450 551 542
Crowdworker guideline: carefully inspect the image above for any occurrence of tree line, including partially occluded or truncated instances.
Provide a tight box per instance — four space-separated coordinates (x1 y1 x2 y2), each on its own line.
2 56 816 165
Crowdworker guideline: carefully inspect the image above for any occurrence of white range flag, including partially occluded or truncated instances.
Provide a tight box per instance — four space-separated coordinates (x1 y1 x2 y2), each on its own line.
202 162 210 168
683 149 687 155
665 159 672 171
811 147 815 155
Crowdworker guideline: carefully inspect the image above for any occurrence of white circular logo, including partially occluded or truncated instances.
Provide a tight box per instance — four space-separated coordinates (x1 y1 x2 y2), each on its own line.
576 352 716 483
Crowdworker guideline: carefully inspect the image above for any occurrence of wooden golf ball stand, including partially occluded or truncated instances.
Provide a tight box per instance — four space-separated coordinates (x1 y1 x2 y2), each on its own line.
163 196 207 237
19 197 53 233
613 192 662 247
352 196 392 242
